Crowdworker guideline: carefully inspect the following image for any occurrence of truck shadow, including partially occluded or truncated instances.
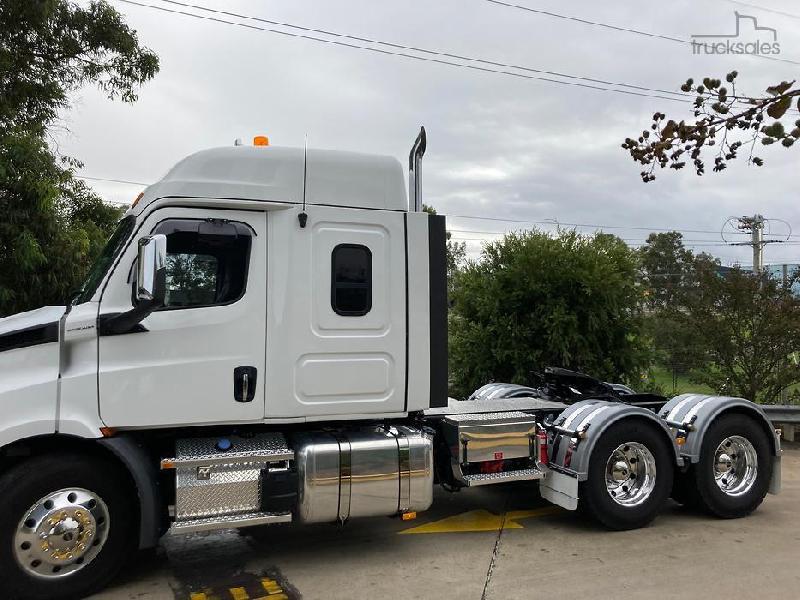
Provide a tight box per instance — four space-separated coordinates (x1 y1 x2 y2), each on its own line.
103 482 735 599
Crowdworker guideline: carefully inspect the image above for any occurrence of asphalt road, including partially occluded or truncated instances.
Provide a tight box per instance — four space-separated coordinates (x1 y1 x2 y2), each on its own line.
94 443 800 600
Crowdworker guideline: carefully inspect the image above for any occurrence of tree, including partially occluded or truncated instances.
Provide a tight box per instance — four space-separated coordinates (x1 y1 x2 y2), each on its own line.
637 233 721 384
421 204 466 296
0 132 123 314
638 232 695 310
0 1 159 315
164 254 218 306
622 72 800 181
448 229 648 398
1 1 159 133
682 268 800 403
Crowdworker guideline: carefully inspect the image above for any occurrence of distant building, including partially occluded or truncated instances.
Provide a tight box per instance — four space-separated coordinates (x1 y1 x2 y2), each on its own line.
717 263 800 295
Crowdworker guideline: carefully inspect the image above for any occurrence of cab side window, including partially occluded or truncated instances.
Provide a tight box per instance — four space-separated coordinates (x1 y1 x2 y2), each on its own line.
331 244 372 316
153 219 252 308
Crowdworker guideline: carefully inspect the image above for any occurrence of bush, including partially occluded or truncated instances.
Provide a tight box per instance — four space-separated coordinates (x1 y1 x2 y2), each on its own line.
448 230 649 398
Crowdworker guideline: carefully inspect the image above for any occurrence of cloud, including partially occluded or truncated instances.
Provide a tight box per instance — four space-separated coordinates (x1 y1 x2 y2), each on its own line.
58 0 800 265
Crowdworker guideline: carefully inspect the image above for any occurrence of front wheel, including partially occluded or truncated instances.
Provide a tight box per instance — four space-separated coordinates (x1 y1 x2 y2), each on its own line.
681 413 772 518
579 419 674 530
0 453 137 600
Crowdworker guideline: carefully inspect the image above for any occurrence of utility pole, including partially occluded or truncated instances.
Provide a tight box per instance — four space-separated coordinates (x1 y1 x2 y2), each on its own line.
730 214 767 273
739 214 765 273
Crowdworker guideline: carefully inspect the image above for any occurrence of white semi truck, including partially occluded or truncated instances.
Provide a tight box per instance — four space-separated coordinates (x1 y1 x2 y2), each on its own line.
0 129 781 599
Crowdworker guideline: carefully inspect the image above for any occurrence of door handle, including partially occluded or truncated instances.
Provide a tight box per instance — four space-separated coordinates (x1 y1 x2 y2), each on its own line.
234 366 257 402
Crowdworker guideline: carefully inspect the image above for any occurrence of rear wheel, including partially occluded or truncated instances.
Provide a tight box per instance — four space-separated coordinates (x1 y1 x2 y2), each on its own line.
0 453 137 600
684 413 771 518
580 419 674 530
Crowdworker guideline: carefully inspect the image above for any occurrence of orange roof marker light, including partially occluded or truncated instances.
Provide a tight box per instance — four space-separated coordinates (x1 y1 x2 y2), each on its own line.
253 135 269 146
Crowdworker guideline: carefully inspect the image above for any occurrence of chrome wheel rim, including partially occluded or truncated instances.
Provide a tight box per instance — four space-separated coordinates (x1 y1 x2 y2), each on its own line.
605 442 657 506
713 435 758 497
13 488 110 579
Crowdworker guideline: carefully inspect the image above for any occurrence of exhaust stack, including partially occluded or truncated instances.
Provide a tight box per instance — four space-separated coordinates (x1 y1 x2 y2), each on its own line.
408 126 427 211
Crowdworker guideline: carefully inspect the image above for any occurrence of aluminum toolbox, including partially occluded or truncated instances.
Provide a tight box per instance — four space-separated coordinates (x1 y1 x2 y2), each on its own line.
442 411 538 464
171 433 293 520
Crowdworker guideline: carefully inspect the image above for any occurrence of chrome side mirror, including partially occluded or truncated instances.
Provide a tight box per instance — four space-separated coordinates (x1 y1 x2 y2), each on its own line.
136 234 167 305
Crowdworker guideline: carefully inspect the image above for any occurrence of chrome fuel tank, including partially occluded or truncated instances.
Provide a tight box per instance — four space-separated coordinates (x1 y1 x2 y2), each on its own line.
294 426 433 523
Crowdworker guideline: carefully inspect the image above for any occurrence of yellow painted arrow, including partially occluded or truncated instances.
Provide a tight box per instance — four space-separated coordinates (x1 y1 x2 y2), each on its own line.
398 506 563 535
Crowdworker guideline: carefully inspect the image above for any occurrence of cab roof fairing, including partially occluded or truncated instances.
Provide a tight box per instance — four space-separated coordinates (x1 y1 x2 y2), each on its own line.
129 145 409 217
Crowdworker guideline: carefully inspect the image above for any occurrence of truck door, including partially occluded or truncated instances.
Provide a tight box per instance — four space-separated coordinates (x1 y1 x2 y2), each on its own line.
98 207 267 427
265 206 407 419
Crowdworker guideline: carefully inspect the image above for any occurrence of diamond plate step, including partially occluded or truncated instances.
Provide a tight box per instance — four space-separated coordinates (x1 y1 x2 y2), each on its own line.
462 468 545 487
170 511 292 534
161 433 293 469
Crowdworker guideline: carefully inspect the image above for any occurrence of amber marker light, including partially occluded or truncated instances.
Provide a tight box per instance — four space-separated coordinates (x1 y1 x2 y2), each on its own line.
131 192 144 209
253 135 270 146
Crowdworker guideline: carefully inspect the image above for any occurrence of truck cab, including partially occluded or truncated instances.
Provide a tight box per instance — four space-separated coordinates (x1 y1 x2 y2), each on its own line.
3 140 449 444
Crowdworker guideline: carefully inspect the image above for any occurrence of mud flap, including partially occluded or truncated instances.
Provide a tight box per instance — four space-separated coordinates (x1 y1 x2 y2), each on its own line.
769 455 781 494
540 469 578 511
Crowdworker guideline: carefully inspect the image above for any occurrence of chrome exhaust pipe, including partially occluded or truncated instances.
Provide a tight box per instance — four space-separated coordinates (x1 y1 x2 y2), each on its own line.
408 126 427 211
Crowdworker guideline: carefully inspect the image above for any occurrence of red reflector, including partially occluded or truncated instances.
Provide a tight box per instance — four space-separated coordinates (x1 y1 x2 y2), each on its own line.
564 441 576 468
494 452 504 460
480 460 505 474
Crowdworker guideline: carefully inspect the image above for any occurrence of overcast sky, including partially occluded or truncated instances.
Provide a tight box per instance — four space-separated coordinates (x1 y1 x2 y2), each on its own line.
59 0 800 265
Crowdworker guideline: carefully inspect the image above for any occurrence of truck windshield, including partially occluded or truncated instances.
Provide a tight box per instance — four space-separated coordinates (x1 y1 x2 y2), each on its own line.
73 215 136 304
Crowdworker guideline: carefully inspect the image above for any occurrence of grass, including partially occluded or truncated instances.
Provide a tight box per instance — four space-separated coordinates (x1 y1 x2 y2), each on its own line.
648 366 715 396
647 365 800 401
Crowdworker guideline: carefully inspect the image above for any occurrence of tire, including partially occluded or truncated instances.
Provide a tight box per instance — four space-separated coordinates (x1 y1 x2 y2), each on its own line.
0 453 138 600
579 419 674 530
685 413 772 519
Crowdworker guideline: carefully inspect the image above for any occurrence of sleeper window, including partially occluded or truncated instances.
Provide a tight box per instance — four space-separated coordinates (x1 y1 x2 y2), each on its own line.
331 244 372 316
152 219 252 308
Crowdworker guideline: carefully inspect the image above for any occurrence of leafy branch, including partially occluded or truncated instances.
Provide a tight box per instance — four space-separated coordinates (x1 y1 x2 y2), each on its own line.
622 72 800 182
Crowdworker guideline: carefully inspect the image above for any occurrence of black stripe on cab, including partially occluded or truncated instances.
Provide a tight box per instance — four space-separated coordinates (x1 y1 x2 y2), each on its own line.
428 214 448 408
0 321 59 353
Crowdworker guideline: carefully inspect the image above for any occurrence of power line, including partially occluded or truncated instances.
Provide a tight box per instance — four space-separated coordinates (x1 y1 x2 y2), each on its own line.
447 231 785 247
480 0 800 67
448 228 800 246
445 214 769 236
76 175 149 186
76 169 795 240
114 0 697 105
75 175 145 206
720 0 800 20
481 0 683 43
447 227 764 244
76 171 798 245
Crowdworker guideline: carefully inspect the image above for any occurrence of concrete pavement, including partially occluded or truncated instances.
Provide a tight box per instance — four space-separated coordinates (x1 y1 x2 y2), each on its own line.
94 443 800 600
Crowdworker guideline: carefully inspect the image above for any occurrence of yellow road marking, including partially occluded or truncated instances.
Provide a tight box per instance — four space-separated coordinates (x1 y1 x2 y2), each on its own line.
229 587 249 600
398 506 563 534
506 507 563 523
187 575 291 600
261 578 284 595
